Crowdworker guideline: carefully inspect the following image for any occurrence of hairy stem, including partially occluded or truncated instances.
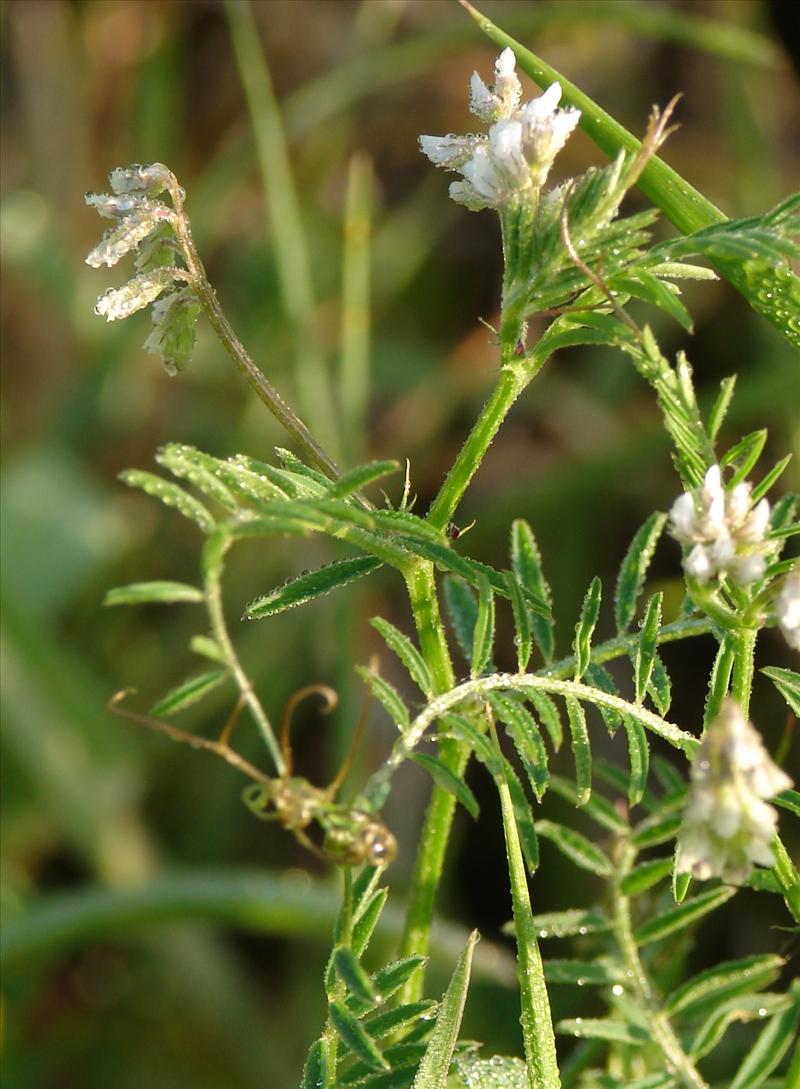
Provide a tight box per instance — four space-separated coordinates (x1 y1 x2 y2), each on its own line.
203 532 285 775
730 626 757 718
612 842 708 1089
398 561 463 1003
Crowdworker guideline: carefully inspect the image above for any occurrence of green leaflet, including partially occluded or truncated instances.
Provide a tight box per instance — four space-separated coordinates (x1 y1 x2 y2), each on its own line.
335 946 381 1005
156 444 239 512
370 957 428 1006
521 689 563 752
704 638 735 724
523 909 610 940
707 374 737 441
609 269 693 332
535 820 612 878
488 693 549 801
352 889 389 958
502 759 539 875
504 569 532 672
620 857 673 896
615 513 667 634
565 696 592 806
470 576 495 678
119 468 215 533
761 666 800 717
300 1038 330 1089
751 454 792 504
510 519 555 662
690 992 795 1062
635 592 662 704
665 953 785 1019
356 666 410 732
548 775 627 835
371 618 434 698
411 754 480 820
631 812 682 849
622 714 650 808
555 1018 648 1045
543 959 623 986
721 429 767 488
362 1001 439 1045
573 576 602 681
634 886 737 945
728 985 800 1089
330 1000 389 1073
150 669 229 716
443 577 479 665
411 930 479 1089
246 556 382 619
328 460 401 498
103 580 205 606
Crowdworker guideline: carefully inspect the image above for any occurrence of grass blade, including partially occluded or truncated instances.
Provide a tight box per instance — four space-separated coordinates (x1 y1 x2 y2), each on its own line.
411 930 479 1089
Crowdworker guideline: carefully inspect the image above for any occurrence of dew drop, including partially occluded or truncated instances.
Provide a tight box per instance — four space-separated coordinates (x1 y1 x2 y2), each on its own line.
612 984 624 996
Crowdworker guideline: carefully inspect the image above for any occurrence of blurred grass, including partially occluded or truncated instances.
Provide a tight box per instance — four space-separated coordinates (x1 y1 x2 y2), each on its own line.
1 1 798 1087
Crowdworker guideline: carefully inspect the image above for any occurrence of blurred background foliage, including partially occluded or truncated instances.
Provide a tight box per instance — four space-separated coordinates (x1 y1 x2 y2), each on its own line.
1 1 798 1087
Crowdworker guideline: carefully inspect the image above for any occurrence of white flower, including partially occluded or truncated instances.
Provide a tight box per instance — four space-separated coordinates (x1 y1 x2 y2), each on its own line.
669 464 773 585
94 269 180 322
777 570 800 651
420 50 580 212
676 699 792 884
519 83 581 186
469 47 522 123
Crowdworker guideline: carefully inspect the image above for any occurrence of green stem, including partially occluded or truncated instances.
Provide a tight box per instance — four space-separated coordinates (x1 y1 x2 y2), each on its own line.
731 626 757 717
492 719 560 1089
203 532 285 775
612 843 708 1089
398 562 463 1003
427 364 525 531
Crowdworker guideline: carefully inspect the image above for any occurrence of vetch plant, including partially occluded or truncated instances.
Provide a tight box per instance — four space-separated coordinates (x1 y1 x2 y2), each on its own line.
84 6 799 1088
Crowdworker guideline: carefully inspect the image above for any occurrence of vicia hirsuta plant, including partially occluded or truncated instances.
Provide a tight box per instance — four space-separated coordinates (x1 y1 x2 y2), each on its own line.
87 8 799 1088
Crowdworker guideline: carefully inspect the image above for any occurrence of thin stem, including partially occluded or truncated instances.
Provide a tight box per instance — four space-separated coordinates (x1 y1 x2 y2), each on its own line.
611 842 708 1089
203 532 285 776
170 182 343 485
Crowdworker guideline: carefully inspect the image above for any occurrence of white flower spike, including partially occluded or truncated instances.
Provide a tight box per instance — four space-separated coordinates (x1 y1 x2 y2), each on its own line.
669 464 773 586
420 49 580 212
676 699 792 885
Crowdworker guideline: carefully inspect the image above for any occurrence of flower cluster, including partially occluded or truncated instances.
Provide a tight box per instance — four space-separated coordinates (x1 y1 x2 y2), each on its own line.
419 48 580 211
777 569 800 650
676 699 792 885
669 465 772 585
86 163 200 375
